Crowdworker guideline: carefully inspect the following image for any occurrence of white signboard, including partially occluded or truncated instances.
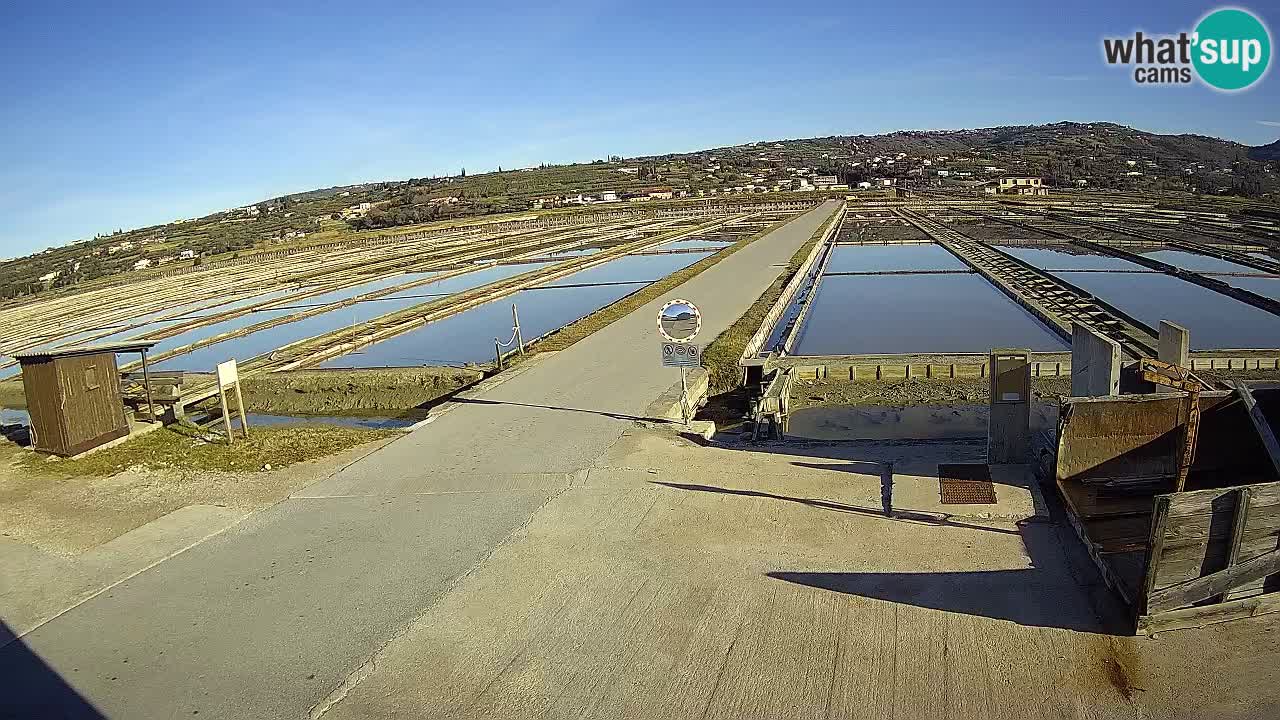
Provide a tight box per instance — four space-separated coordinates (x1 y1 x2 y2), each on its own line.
215 359 239 389
661 341 701 368
215 358 249 444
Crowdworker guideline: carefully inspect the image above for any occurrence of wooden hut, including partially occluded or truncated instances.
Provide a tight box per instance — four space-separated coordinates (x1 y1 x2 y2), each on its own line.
14 341 157 457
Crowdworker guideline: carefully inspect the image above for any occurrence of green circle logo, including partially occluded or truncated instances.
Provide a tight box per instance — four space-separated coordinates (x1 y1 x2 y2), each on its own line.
1193 8 1271 90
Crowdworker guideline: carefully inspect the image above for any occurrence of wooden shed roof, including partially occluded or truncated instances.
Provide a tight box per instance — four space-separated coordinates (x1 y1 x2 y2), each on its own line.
14 341 159 362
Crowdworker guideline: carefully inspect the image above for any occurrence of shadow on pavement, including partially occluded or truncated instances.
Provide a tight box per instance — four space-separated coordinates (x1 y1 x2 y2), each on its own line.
452 396 668 424
651 480 1020 536
764 517 1129 634
654 480 1129 634
0 620 105 719
767 564 1105 632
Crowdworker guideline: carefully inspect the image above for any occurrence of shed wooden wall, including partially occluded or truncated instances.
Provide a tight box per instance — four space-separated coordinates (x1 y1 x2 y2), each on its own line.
55 352 127 456
20 358 65 455
20 351 127 456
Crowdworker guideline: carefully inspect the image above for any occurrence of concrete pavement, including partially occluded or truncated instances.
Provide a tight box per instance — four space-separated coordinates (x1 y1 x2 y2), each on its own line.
0 201 841 719
311 425 1280 720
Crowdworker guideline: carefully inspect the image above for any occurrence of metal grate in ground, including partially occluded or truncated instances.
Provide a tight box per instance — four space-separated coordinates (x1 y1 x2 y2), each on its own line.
938 463 998 505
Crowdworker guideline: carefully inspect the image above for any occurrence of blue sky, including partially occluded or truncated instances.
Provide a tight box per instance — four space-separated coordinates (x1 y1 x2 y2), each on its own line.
2 0 1277 256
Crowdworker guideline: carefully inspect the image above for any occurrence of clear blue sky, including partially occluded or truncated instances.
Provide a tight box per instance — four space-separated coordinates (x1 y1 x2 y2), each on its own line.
2 0 1277 256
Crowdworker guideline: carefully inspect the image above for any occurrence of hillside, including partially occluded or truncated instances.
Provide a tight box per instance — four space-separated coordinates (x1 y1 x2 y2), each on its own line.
2 121 1277 304
690 122 1270 192
1250 139 1280 162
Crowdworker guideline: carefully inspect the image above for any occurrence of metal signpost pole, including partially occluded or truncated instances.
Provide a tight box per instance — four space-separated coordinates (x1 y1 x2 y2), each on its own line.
679 366 689 425
658 298 702 427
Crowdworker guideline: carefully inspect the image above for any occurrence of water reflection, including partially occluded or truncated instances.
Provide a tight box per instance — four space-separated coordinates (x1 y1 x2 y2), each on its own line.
997 245 1141 272
1054 271 1280 349
1142 249 1260 274
1220 276 1280 302
540 252 708 288
151 265 542 371
319 283 646 367
825 244 966 273
321 249 712 367
793 274 1067 355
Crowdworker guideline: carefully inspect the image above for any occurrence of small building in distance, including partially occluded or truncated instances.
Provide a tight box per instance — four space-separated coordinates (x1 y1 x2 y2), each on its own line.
985 176 1048 196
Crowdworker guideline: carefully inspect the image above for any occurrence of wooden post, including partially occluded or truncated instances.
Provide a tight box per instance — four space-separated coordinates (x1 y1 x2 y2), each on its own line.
139 349 156 423
1139 496 1171 618
215 359 243 445
1215 487 1252 603
234 381 249 439
495 340 503 370
1233 381 1280 478
1176 389 1200 493
512 303 524 355
218 384 234 445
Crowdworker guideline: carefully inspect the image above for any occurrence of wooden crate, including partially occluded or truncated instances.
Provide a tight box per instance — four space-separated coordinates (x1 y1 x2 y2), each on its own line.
1055 388 1280 633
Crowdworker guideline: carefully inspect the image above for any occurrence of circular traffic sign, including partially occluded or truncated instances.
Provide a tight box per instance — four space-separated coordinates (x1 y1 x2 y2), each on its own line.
658 299 701 343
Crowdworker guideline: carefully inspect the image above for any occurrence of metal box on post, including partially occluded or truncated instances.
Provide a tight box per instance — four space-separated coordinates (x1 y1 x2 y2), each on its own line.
988 348 1032 464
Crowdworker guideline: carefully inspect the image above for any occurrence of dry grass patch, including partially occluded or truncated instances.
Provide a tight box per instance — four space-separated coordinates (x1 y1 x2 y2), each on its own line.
21 422 397 477
700 210 838 394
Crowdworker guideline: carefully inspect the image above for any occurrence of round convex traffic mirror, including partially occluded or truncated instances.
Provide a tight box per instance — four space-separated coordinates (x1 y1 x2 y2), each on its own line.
658 300 701 342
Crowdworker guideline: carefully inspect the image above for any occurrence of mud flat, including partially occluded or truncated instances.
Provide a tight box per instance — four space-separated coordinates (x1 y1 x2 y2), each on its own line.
233 367 485 414
0 378 25 409
790 374 1072 408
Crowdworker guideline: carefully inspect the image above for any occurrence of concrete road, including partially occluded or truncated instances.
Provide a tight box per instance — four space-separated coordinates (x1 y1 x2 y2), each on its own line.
312 426 1280 720
0 201 841 719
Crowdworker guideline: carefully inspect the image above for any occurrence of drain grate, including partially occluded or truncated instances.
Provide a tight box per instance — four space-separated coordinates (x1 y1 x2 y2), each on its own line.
939 463 997 505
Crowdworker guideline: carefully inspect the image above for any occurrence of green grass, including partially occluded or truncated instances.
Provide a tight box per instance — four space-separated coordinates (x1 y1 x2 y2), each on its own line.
527 218 791 356
22 422 397 477
700 209 838 395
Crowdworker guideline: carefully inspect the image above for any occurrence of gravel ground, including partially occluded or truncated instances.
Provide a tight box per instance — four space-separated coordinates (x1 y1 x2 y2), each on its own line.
0 432 394 554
